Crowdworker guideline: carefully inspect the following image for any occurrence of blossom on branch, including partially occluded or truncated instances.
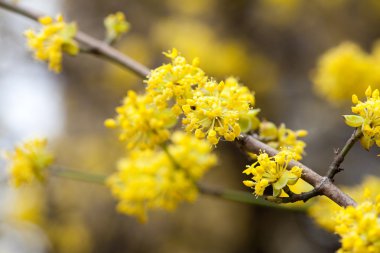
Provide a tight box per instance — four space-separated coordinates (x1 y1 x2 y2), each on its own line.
5 138 54 186
344 86 380 150
243 150 302 197
106 131 216 222
24 14 78 73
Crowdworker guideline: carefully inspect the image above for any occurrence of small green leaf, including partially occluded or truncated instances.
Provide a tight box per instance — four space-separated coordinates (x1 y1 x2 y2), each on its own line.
273 173 289 190
238 117 252 133
343 115 364 127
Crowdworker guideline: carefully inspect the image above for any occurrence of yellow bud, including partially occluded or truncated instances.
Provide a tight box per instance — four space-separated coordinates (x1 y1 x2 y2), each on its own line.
104 119 117 128
352 94 359 104
39 16 53 25
243 180 255 187
365 86 372 98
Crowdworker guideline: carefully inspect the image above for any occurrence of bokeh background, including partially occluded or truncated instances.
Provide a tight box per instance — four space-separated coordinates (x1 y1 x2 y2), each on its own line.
1 0 380 252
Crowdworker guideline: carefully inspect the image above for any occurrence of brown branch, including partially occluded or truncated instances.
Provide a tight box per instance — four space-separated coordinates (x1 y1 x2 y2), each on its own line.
326 129 362 179
0 1 150 78
0 1 358 208
238 134 357 207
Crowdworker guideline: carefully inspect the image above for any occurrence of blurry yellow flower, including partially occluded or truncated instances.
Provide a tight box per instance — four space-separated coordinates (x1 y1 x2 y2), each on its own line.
24 14 78 73
309 176 380 232
334 193 380 253
104 90 177 150
259 121 308 160
312 42 380 105
344 86 380 150
104 12 130 43
243 150 302 197
151 19 277 93
107 131 216 222
168 131 217 179
5 138 54 187
182 78 256 144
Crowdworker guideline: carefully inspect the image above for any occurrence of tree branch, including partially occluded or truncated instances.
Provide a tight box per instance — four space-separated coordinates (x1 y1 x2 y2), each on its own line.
0 1 358 208
0 1 150 78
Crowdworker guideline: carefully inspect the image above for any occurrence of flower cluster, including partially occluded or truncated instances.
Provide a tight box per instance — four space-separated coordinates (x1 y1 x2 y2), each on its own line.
344 86 380 150
145 48 207 112
242 150 302 197
334 192 380 253
24 14 79 73
106 131 217 222
104 12 130 43
182 77 256 144
5 138 54 186
144 49 258 145
105 90 177 150
258 121 308 160
312 42 380 105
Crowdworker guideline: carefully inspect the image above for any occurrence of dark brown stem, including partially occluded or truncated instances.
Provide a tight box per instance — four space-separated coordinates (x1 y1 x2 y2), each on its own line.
0 1 150 78
326 129 362 180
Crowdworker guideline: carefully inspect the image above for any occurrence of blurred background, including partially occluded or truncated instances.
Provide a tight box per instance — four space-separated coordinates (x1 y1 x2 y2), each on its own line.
1 0 380 252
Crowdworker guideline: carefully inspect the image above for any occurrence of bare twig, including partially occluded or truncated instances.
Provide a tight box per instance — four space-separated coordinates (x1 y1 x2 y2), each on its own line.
326 129 362 179
0 1 150 78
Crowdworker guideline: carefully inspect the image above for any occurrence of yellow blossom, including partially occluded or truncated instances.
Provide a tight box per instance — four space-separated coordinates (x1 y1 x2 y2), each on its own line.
259 121 308 160
24 14 78 73
145 48 207 112
334 193 380 253
168 131 217 179
107 131 216 222
312 42 380 105
243 150 302 197
309 176 380 232
344 86 380 150
104 90 177 150
104 12 130 43
182 77 256 145
5 138 54 186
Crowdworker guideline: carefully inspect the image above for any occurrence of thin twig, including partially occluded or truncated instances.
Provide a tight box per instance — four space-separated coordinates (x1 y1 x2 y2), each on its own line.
0 1 150 78
326 129 362 179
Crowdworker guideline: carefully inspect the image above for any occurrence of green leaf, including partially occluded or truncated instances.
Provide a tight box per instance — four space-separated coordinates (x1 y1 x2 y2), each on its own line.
238 117 252 133
273 172 289 190
343 115 364 127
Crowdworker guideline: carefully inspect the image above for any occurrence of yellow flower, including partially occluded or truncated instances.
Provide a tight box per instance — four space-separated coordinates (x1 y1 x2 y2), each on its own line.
259 121 308 160
243 150 302 197
5 138 54 186
24 14 79 73
312 42 380 105
104 90 177 150
107 131 216 222
182 77 256 144
308 176 380 232
168 131 217 179
334 192 380 253
344 86 380 150
104 12 130 42
145 48 207 112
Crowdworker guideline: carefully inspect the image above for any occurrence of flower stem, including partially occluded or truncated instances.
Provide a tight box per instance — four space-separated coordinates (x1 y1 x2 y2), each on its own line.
50 166 107 185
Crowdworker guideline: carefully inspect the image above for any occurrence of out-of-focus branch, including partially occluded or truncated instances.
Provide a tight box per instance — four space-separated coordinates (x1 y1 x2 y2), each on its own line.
0 1 357 208
0 1 150 78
